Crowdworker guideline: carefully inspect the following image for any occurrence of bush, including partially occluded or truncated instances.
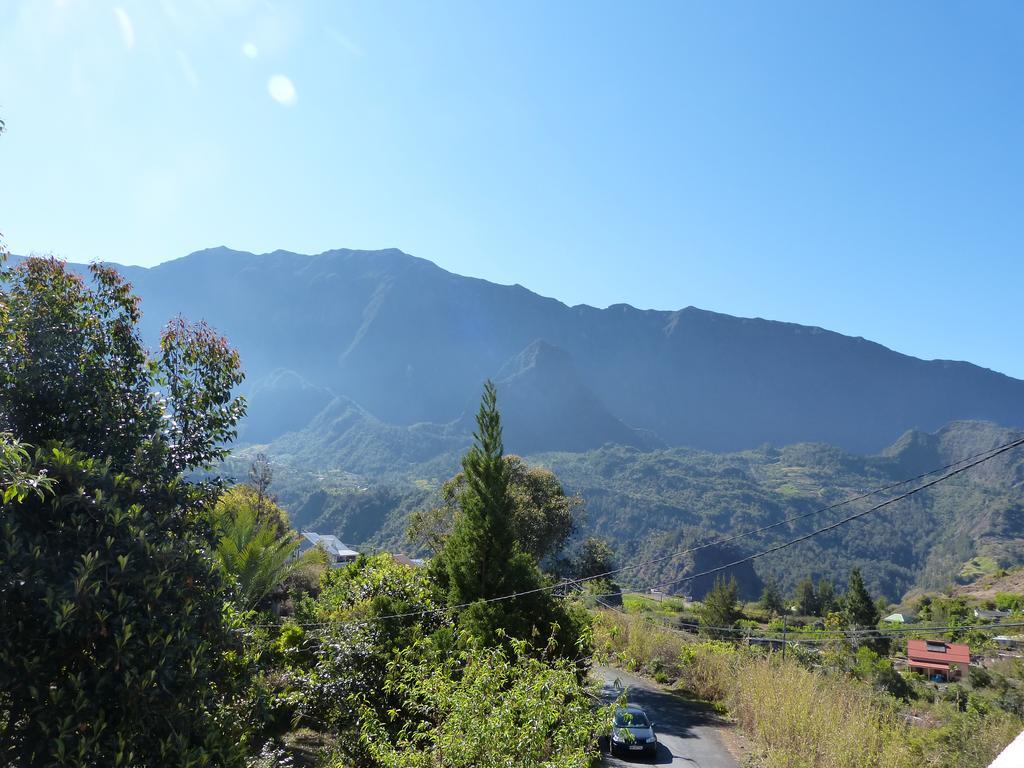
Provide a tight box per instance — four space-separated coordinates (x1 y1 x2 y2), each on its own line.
0 443 245 765
969 665 993 689
994 592 1024 612
354 633 608 768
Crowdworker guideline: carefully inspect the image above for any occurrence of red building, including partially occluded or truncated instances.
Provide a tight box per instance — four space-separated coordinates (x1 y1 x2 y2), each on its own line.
906 639 970 681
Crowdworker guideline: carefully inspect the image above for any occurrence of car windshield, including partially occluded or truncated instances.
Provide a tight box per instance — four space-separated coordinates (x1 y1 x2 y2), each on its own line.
614 711 649 728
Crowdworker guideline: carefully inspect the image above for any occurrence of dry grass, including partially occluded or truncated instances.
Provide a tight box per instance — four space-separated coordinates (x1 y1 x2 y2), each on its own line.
592 607 691 680
592 608 1022 768
725 654 913 768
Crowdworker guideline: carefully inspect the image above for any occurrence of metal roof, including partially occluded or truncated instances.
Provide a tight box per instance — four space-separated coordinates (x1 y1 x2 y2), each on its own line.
300 531 359 558
906 639 970 666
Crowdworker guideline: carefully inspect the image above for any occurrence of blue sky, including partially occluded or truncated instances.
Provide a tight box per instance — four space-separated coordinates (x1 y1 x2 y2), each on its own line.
1 1 1022 378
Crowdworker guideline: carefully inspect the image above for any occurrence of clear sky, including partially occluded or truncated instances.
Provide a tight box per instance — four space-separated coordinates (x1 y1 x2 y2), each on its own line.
1 1 1022 378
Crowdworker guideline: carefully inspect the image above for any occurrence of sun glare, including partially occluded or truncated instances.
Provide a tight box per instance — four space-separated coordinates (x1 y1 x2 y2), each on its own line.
267 74 297 106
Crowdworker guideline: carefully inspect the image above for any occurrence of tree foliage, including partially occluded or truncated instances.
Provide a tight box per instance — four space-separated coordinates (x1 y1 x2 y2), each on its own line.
356 633 607 768
571 536 617 580
0 256 248 765
430 382 589 655
0 443 244 766
409 454 581 566
845 568 880 628
760 576 785 615
698 575 740 639
211 486 319 611
0 257 245 478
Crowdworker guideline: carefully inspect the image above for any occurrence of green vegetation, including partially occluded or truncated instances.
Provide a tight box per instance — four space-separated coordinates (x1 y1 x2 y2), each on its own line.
960 556 1000 581
2 253 1021 767
845 568 880 628
0 257 247 765
356 635 604 768
429 381 590 656
271 418 1024 605
408 452 582 566
698 575 740 638
212 485 325 610
0 257 606 767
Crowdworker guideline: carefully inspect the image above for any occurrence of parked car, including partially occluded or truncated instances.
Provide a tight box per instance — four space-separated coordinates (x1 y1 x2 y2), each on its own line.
610 705 658 758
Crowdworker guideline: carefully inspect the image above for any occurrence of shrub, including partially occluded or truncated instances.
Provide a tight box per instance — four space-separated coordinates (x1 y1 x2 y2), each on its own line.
354 633 608 768
994 592 1024 612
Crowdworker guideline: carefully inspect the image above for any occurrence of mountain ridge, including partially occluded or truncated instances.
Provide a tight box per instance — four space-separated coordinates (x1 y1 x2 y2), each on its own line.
10 247 1024 456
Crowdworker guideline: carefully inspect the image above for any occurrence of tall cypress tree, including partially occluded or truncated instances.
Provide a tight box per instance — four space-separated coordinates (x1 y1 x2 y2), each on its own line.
435 381 551 646
844 568 879 628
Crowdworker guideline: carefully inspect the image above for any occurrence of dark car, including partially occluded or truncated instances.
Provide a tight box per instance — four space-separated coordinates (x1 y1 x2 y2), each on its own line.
609 704 657 758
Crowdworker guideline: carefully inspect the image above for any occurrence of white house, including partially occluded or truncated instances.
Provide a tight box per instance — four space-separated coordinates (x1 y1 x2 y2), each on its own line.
298 531 359 567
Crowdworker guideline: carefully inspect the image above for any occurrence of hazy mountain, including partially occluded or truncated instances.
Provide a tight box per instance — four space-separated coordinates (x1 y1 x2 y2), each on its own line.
463 340 663 454
21 246 1024 458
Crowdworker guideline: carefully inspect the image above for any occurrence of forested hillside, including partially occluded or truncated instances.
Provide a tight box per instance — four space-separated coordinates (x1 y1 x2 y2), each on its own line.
261 420 1024 603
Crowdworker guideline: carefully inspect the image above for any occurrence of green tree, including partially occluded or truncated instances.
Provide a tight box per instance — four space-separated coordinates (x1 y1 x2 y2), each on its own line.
816 578 837 615
356 633 608 768
0 257 247 765
0 443 245 765
280 554 450 747
760 576 785 615
431 382 585 653
211 486 321 611
0 257 245 478
410 454 581 566
247 452 275 524
795 577 819 616
844 568 879 628
572 536 617 580
699 575 740 639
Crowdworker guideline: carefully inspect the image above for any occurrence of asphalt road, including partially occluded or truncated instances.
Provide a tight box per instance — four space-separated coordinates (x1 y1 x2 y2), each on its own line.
594 666 738 768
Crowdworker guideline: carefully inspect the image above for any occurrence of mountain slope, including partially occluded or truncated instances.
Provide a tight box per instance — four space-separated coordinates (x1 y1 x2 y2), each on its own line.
22 247 1024 455
471 340 662 454
265 420 1023 602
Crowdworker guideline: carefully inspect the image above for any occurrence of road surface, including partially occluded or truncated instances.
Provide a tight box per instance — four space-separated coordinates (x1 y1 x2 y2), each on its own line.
595 665 738 768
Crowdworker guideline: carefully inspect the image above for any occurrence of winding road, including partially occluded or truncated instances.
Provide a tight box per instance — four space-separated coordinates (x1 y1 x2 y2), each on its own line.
595 666 739 768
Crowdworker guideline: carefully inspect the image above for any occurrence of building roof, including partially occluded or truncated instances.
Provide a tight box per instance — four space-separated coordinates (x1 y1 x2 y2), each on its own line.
906 639 970 666
300 531 359 559
883 613 915 624
974 608 1011 620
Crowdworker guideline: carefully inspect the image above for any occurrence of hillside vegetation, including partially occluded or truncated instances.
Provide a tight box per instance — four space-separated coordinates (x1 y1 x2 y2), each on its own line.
260 420 1024 602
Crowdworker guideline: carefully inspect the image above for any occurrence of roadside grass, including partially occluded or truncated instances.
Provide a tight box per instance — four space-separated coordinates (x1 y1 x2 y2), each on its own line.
593 606 694 682
621 592 689 617
592 608 1022 768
